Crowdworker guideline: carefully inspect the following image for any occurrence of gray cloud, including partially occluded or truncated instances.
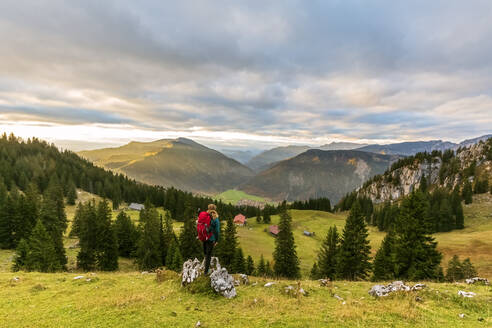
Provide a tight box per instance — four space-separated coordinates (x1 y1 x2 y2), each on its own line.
0 0 491 147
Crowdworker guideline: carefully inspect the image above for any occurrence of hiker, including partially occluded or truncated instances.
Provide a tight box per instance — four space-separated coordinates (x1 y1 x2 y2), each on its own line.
197 204 220 275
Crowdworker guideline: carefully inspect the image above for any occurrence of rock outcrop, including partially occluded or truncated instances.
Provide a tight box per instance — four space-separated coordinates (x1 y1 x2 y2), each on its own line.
369 281 426 297
465 277 489 285
181 257 237 299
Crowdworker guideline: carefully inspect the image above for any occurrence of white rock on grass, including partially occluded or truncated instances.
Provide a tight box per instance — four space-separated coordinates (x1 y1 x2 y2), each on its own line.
458 291 476 298
264 282 275 287
73 276 84 280
333 294 344 301
465 277 489 285
239 274 249 285
369 281 426 297
181 258 203 286
210 268 236 299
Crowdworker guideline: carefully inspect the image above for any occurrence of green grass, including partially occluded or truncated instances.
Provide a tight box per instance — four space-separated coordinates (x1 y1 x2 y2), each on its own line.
0 271 490 327
214 189 268 205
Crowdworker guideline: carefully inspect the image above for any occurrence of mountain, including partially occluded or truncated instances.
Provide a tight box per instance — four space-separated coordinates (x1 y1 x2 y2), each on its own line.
220 149 258 165
241 149 399 202
79 138 254 194
356 140 457 156
246 142 367 172
357 137 492 203
458 134 492 148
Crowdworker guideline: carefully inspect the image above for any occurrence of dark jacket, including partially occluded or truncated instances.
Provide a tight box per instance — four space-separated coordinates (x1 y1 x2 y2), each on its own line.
208 217 220 242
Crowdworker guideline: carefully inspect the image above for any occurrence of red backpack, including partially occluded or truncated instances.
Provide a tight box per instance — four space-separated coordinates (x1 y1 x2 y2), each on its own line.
197 211 213 242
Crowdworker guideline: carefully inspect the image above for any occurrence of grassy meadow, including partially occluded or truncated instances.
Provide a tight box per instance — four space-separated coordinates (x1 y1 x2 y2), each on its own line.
214 189 269 205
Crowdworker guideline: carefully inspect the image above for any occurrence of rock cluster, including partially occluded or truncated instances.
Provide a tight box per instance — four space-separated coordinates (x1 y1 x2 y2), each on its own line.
465 277 489 285
369 281 426 297
181 257 237 299
458 290 476 298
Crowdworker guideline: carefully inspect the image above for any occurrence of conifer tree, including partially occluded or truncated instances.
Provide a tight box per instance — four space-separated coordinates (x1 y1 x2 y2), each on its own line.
445 255 463 281
40 190 67 268
462 181 473 204
25 220 61 272
0 179 9 249
95 200 119 271
461 258 477 279
66 180 77 205
393 191 442 280
161 212 175 266
257 254 266 276
263 207 271 224
256 211 262 223
336 202 372 280
178 204 202 261
76 201 98 270
12 238 29 271
165 237 183 272
265 260 274 277
218 216 237 269
136 203 163 270
451 189 465 229
232 247 246 273
114 211 138 257
317 225 339 280
246 255 255 275
310 262 320 280
273 209 300 279
372 230 396 281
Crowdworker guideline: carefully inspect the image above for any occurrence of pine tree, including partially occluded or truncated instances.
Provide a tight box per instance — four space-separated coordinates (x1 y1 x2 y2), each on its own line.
393 191 442 280
161 212 175 266
372 230 396 281
246 255 255 275
178 204 202 261
114 211 138 257
232 247 246 273
462 181 473 204
317 226 339 280
273 210 300 279
76 201 98 270
451 189 465 229
461 258 477 279
438 198 454 232
265 260 274 277
256 254 266 276
310 262 320 280
96 200 119 271
256 211 262 224
219 216 237 270
66 180 77 205
25 220 61 272
165 237 182 272
136 204 163 270
263 207 271 224
445 255 463 281
12 238 29 271
0 179 9 249
336 202 372 280
40 190 67 268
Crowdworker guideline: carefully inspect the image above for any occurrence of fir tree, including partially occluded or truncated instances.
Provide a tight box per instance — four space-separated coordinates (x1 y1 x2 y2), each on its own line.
462 181 473 204
451 189 465 229
310 262 320 280
273 210 300 279
178 204 202 261
461 258 477 279
218 216 237 270
136 203 163 270
256 254 266 276
12 238 29 271
40 191 67 268
256 211 262 223
393 191 442 280
66 180 77 205
76 201 98 270
372 230 396 281
25 220 61 272
246 255 255 275
161 212 175 266
336 202 372 280
232 247 246 273
265 260 274 277
263 207 271 224
95 200 119 271
317 226 339 280
445 255 463 281
165 237 182 272
114 211 138 257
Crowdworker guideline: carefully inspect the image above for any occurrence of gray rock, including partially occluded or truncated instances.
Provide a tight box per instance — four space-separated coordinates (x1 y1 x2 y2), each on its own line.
465 277 489 285
318 279 330 287
239 274 249 285
210 267 237 299
73 275 84 280
264 282 275 287
369 281 426 297
181 258 203 286
458 290 476 298
333 294 344 301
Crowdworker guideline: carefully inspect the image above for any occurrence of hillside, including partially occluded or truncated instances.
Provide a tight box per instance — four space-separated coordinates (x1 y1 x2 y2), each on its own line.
357 140 457 156
246 142 366 172
79 138 254 194
241 150 398 202
358 138 492 203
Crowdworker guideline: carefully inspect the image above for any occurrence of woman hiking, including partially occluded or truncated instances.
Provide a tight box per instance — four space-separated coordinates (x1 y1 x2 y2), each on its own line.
197 204 220 275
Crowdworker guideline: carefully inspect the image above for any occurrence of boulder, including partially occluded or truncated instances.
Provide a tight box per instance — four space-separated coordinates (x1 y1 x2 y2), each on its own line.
458 291 476 298
239 274 249 285
264 282 275 287
73 275 84 280
318 279 330 287
210 268 237 299
465 277 489 285
181 258 203 286
369 281 426 297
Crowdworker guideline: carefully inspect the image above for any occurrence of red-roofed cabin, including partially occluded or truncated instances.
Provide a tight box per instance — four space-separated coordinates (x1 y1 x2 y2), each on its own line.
269 225 279 236
234 214 247 226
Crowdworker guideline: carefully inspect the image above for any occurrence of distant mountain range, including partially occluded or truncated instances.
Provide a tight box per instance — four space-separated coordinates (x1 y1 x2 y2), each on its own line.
78 134 491 202
241 150 399 202
79 138 254 194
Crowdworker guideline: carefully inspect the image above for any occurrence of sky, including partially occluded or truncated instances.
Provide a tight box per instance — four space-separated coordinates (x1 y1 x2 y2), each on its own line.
0 0 491 151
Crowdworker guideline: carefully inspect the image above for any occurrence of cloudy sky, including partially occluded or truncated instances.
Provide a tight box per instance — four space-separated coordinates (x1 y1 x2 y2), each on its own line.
0 0 491 151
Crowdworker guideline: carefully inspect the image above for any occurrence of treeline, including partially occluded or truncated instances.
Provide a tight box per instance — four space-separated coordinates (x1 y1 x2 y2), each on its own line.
311 191 478 281
0 133 261 221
